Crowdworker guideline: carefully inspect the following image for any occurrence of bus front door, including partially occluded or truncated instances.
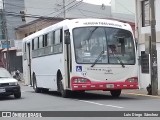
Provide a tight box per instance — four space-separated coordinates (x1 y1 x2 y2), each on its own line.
64 30 71 89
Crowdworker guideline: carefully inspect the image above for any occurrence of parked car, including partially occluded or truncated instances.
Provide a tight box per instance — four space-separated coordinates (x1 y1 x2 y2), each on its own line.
0 67 21 98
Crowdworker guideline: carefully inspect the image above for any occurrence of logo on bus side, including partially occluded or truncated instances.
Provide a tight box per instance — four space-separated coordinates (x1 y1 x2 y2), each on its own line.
76 66 82 72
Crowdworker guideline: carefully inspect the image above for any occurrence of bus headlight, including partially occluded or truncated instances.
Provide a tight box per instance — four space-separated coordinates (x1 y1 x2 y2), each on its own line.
125 77 138 83
72 77 90 84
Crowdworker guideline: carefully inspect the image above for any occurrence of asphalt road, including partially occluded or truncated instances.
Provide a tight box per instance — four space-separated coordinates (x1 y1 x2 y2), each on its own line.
0 83 160 120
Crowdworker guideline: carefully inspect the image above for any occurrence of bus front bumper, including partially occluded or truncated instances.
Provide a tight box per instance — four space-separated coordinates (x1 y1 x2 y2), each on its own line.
71 81 139 91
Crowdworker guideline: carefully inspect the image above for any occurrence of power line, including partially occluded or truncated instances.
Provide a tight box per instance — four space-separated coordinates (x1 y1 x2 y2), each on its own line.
46 0 77 16
15 0 83 30
55 0 83 17
115 1 135 15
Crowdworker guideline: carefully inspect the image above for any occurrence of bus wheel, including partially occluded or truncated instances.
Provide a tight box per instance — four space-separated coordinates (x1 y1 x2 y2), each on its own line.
110 90 121 98
59 80 69 98
32 74 41 93
41 88 49 93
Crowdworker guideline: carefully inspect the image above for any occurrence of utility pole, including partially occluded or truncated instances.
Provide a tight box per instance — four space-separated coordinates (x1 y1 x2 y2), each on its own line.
63 0 66 19
149 0 158 95
2 0 9 71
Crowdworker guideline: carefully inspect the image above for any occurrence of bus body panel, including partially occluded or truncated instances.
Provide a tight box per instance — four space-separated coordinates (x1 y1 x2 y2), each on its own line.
32 54 64 90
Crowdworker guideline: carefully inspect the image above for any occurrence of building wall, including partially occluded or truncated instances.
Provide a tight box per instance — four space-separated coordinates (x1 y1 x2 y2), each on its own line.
5 0 25 46
111 0 135 14
136 0 160 89
15 19 62 40
24 0 111 23
111 0 135 22
0 0 25 47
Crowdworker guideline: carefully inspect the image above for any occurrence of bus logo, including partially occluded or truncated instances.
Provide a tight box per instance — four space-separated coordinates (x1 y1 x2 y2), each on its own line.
76 66 82 72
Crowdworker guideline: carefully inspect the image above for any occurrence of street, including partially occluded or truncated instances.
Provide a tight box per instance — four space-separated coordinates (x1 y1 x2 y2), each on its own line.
0 83 160 120
1 83 160 112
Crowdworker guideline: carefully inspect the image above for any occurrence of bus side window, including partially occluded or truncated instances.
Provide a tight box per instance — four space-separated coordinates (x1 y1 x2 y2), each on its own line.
55 29 60 44
55 28 63 44
34 38 38 50
32 39 34 50
43 34 48 47
53 31 55 44
37 37 39 49
48 32 53 46
39 36 43 48
60 29 63 43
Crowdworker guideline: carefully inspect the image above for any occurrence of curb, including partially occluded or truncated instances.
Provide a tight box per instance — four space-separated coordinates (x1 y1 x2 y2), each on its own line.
122 92 160 98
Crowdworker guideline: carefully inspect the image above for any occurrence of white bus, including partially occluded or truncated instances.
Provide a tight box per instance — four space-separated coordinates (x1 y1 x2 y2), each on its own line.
22 18 138 98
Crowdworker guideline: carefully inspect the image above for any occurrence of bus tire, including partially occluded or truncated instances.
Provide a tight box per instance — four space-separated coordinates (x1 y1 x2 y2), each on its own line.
32 73 41 93
41 88 49 93
110 90 121 98
59 80 69 98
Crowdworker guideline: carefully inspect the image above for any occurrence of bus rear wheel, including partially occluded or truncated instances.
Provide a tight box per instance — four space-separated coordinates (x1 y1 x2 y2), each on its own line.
32 74 41 93
110 90 121 98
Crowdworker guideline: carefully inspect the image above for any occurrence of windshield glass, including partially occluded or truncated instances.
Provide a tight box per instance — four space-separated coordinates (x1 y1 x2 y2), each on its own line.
73 27 135 65
0 68 12 78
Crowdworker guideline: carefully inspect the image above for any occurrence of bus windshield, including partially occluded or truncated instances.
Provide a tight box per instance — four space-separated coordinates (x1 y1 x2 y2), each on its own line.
73 27 135 65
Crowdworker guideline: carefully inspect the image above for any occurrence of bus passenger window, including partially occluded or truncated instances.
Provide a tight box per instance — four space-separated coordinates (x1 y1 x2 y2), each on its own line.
34 37 38 50
55 29 61 44
37 37 39 49
60 29 63 43
48 32 53 46
32 39 34 50
53 31 55 44
39 36 43 48
43 34 48 47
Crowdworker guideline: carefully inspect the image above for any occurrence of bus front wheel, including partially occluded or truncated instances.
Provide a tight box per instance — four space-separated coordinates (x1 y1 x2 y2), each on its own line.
110 90 121 98
59 80 69 98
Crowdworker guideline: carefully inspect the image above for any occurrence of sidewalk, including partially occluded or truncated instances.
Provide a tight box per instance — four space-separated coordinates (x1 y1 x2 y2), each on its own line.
122 89 160 96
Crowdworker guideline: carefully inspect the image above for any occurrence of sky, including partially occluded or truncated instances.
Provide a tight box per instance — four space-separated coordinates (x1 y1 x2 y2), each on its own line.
77 0 111 6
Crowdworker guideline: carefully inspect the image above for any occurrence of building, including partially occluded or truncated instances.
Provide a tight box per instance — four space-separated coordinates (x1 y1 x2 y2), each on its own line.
111 0 135 23
15 18 64 40
135 0 160 89
24 0 111 23
0 0 25 47
0 0 25 72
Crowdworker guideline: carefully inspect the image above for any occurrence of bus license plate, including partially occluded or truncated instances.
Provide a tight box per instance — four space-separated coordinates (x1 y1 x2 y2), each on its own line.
106 84 114 88
0 88 6 93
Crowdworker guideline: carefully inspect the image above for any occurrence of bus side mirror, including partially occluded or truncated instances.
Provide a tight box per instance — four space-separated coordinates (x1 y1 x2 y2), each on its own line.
65 30 70 44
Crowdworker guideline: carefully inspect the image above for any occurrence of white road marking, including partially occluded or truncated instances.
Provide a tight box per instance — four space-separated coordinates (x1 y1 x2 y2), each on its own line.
78 100 124 109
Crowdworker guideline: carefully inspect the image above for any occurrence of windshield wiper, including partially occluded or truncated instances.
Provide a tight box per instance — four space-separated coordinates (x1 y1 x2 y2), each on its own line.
87 27 98 40
91 50 104 67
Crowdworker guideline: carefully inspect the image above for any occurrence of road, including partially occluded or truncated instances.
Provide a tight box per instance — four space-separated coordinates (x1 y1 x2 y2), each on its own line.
0 82 160 120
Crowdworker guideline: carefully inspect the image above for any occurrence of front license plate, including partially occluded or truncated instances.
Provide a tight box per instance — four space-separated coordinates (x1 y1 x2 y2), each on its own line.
0 88 6 93
106 84 114 88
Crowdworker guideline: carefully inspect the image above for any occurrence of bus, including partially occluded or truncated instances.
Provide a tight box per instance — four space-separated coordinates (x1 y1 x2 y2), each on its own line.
22 18 138 98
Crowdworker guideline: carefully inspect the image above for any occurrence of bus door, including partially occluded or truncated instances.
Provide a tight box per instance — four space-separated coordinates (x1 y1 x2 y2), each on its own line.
27 42 32 86
64 30 71 89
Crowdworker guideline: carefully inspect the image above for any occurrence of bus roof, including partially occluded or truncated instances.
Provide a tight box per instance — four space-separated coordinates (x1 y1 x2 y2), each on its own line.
23 18 132 43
